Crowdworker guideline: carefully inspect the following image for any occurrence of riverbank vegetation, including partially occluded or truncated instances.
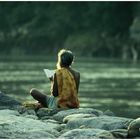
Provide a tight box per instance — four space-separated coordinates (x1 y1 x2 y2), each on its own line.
0 2 140 62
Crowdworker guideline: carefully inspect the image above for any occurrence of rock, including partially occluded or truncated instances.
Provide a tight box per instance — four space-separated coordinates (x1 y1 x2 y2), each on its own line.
53 108 103 122
0 102 135 139
103 109 115 116
43 119 60 124
41 120 61 131
24 115 38 120
0 109 20 116
18 106 36 116
42 119 61 130
59 128 114 139
128 117 140 138
63 113 96 123
36 108 61 119
110 129 128 138
0 91 21 109
0 109 59 138
56 124 67 132
66 116 133 130
96 130 116 139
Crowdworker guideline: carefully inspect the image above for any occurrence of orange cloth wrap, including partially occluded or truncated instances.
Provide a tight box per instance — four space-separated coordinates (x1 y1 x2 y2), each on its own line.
56 68 79 108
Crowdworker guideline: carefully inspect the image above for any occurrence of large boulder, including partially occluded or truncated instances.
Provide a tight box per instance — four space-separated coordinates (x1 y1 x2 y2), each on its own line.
0 91 21 109
66 116 133 130
0 109 59 138
53 108 103 122
59 128 115 139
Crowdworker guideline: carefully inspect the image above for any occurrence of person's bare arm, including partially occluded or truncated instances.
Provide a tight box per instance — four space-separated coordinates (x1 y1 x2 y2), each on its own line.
76 73 80 93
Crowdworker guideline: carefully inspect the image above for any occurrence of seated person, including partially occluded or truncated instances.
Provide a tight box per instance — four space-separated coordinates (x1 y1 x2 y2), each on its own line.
30 49 80 109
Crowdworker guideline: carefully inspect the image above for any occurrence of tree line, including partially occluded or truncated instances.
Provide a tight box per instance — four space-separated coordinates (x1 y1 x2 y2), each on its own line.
0 2 140 61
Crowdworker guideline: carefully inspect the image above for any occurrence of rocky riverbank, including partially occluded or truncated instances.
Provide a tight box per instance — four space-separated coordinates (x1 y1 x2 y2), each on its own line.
0 91 140 139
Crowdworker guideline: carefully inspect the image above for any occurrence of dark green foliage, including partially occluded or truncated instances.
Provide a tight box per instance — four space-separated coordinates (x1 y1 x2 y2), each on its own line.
0 2 138 59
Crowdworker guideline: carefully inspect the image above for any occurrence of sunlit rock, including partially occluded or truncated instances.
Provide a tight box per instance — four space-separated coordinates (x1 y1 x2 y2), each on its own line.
53 108 103 122
66 116 133 130
63 113 96 123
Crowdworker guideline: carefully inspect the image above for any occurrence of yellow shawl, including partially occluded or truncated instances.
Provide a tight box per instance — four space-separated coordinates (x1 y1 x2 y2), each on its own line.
56 68 79 108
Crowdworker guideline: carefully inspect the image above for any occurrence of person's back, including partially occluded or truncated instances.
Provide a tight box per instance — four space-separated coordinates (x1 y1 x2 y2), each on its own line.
56 67 79 108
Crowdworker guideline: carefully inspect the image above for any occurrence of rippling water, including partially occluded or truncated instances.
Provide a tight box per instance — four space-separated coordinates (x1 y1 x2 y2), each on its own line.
1 57 140 119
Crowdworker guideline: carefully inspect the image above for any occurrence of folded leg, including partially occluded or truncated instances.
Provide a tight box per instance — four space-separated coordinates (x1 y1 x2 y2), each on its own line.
30 88 48 107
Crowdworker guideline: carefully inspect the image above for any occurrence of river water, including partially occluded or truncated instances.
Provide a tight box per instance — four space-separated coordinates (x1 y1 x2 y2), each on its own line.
1 57 140 119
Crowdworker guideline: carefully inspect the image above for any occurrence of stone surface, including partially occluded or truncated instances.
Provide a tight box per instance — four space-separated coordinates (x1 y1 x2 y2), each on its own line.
110 129 128 138
63 113 96 123
103 109 115 116
66 116 133 130
0 91 137 140
53 108 103 122
128 117 140 138
36 108 61 119
59 128 115 139
0 91 21 110
0 109 59 138
18 106 36 116
96 130 116 139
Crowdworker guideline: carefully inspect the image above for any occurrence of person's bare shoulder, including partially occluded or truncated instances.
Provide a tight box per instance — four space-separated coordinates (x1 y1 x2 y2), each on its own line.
71 68 80 79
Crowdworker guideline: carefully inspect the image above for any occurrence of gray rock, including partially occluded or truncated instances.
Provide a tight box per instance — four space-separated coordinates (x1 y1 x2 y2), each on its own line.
56 124 67 132
0 91 21 109
0 104 135 139
128 117 140 138
63 113 96 123
43 119 60 124
0 109 20 116
66 116 133 130
45 122 61 131
0 109 59 138
103 109 115 116
36 108 61 119
24 115 38 120
18 106 36 116
42 119 61 131
96 130 116 139
59 128 114 139
110 129 128 138
53 108 103 122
